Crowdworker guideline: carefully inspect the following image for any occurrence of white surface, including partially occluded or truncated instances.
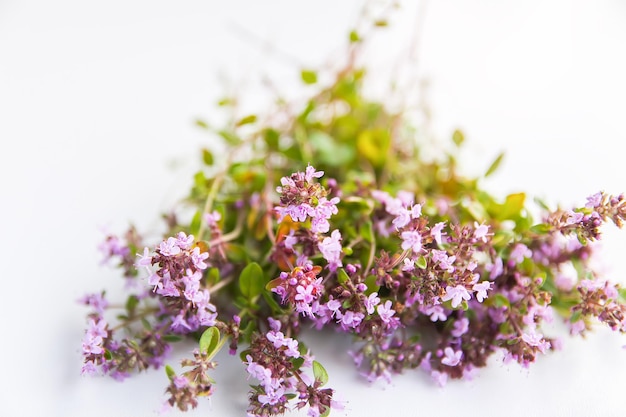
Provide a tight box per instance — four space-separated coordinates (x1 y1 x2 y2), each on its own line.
2 1 626 416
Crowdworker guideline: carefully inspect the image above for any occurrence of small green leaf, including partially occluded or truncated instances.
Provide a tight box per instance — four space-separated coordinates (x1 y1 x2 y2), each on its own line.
236 114 257 127
239 262 266 300
415 256 427 269
199 326 220 356
485 152 505 178
312 360 329 386
165 365 176 381
349 30 361 43
206 267 220 286
125 294 139 313
374 19 388 27
493 293 511 308
301 70 318 85
337 268 350 284
195 119 209 129
530 223 553 234
361 221 374 243
364 275 379 295
190 210 202 236
264 128 280 151
141 318 152 330
452 129 465 147
162 335 183 343
202 148 214 166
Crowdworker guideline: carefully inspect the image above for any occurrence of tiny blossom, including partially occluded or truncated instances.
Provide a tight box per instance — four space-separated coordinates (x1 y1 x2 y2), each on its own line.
402 257 415 272
430 221 446 245
318 229 343 270
474 222 490 242
441 347 463 366
159 237 181 256
509 243 532 264
364 292 380 315
283 232 298 251
487 257 503 280
472 281 492 303
392 209 411 229
565 210 584 225
451 317 470 337
423 305 447 322
411 204 422 218
442 285 471 308
431 370 448 387
339 310 364 330
400 230 422 253
203 210 221 226
586 192 603 208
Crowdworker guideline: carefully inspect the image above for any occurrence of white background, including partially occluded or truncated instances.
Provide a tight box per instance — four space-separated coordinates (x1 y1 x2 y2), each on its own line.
2 1 626 416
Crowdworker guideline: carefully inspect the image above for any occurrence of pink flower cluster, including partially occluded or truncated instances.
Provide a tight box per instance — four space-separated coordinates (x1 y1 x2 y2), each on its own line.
137 232 217 332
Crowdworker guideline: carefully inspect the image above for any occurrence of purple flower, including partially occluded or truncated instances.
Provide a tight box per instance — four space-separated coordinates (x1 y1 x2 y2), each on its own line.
472 281 492 303
473 222 490 242
81 360 98 376
304 164 324 182
364 292 380 315
441 347 463 366
451 317 469 337
258 386 286 406
159 237 181 256
190 247 209 270
326 299 342 318
175 232 194 250
509 243 532 264
400 230 422 253
87 318 108 339
430 222 446 245
402 257 415 272
565 210 584 225
203 210 221 226
318 229 343 270
585 192 603 208
431 370 448 387
79 293 108 315
442 285 471 308
173 375 188 389
339 310 364 330
392 209 411 229
376 300 396 323
487 256 503 280
422 305 447 322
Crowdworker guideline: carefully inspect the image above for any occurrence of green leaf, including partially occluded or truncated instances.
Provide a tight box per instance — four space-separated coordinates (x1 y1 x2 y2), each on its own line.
239 262 266 300
349 30 361 43
485 152 505 177
195 119 209 129
499 193 526 220
301 70 318 85
125 294 139 313
202 148 214 166
190 210 202 236
312 360 329 386
206 267 220 286
337 268 350 285
165 365 176 381
530 223 553 234
236 114 257 127
199 326 220 357
162 335 183 343
361 221 374 243
364 274 379 295
264 128 280 151
452 129 465 147
415 256 427 269
493 293 511 308
374 19 388 27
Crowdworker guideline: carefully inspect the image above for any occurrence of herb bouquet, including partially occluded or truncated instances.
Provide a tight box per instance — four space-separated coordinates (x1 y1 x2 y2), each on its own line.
79 23 626 417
